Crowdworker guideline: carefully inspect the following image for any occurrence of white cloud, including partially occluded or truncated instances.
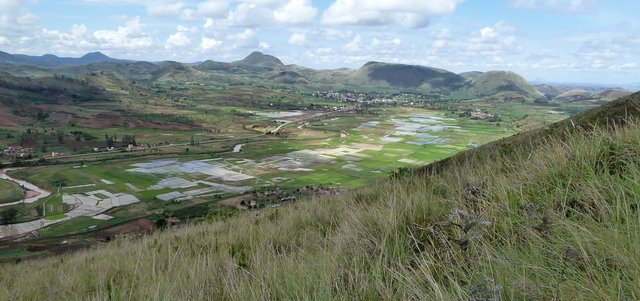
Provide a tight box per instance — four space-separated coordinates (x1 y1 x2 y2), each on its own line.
204 18 216 30
0 0 38 36
0 36 8 45
511 0 596 13
196 0 230 18
322 0 464 28
368 36 402 55
316 47 332 54
201 36 222 50
288 32 307 46
609 63 637 71
227 28 258 48
343 34 362 52
370 37 401 49
40 24 94 51
225 3 274 27
320 28 353 40
273 0 317 24
147 2 187 18
93 17 153 49
471 21 516 45
259 41 271 49
165 25 194 49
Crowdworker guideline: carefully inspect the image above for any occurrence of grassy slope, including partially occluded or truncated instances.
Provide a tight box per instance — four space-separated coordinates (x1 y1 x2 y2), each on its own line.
1 94 640 300
0 179 23 204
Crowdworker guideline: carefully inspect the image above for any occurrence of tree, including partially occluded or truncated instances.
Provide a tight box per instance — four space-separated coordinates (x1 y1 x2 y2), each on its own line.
1 208 18 224
105 134 115 148
121 135 136 146
56 129 65 144
50 174 68 187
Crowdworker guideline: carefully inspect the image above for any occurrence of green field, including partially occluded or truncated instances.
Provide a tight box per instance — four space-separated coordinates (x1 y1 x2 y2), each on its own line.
0 77 597 260
0 104 574 244
0 179 23 204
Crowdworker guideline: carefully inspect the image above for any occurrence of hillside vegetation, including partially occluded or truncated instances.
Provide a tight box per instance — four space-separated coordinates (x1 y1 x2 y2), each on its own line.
463 71 544 101
351 62 467 91
1 93 639 300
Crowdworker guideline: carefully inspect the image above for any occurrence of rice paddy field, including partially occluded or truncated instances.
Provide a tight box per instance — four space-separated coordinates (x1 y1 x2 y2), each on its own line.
0 103 575 259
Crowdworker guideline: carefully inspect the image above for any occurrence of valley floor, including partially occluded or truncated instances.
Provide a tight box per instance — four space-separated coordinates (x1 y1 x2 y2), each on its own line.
0 95 638 300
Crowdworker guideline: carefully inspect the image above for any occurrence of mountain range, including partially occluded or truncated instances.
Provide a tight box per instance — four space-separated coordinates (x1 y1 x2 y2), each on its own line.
0 50 631 102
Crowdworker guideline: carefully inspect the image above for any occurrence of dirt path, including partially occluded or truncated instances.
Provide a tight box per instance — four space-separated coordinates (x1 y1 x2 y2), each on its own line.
0 169 51 207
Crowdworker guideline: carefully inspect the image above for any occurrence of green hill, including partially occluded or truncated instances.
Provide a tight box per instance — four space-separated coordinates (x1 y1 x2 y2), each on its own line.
57 61 161 80
195 60 233 72
231 51 285 70
2 92 639 299
595 89 633 102
553 89 593 102
0 72 112 107
459 71 483 80
464 70 544 101
0 51 123 67
351 61 467 90
150 61 204 82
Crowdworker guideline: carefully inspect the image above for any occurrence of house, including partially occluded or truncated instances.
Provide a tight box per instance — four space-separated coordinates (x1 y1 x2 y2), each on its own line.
3 146 36 158
470 109 495 119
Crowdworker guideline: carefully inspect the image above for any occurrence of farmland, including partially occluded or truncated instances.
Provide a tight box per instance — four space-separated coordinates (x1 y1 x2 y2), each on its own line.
0 98 580 260
0 62 591 260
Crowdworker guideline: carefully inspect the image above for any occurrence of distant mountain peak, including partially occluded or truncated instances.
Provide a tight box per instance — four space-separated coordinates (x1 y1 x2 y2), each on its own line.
363 61 381 67
0 50 120 67
82 52 110 60
234 51 284 68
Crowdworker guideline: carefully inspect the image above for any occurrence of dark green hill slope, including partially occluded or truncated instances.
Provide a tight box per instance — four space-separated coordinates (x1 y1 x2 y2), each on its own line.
0 72 112 106
232 51 284 69
464 70 544 101
57 61 161 80
595 89 633 102
352 61 467 90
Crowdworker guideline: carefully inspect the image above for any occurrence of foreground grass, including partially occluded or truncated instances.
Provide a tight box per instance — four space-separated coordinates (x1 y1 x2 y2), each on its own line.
1 96 640 300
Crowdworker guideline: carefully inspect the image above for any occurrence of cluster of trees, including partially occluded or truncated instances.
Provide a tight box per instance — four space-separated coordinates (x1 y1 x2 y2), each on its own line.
15 128 98 148
1 208 18 224
125 112 195 126
104 133 137 148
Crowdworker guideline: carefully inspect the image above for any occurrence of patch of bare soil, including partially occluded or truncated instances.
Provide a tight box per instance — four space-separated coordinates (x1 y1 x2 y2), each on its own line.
219 194 252 208
24 190 40 199
0 107 25 126
190 198 208 205
100 219 156 239
91 112 124 127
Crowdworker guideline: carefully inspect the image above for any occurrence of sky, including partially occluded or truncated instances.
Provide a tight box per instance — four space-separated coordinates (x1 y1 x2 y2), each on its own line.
0 0 639 85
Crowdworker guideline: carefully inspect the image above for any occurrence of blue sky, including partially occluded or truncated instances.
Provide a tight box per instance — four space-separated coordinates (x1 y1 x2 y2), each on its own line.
0 0 639 85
